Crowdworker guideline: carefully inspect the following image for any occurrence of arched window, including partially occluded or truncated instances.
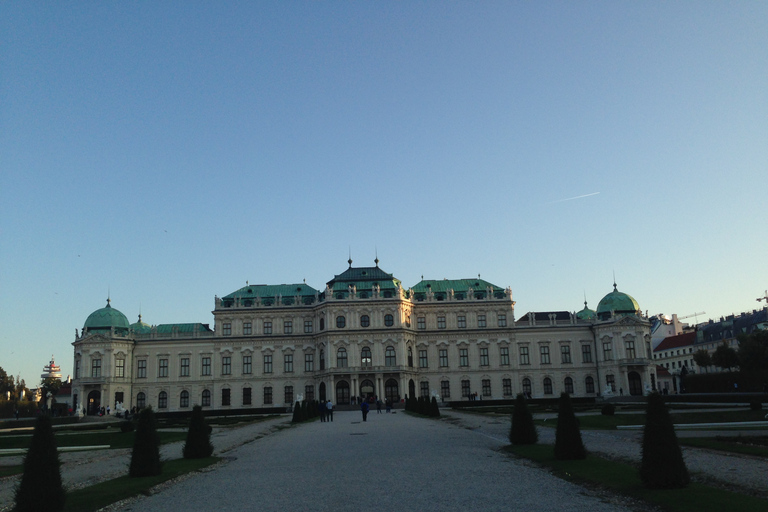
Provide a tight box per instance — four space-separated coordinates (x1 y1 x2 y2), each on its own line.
336 380 350 404
564 377 574 395
337 348 348 368
360 315 370 327
158 391 168 409
319 317 325 330
136 392 146 409
585 376 595 394
180 390 190 408
385 346 396 366
543 378 553 395
522 378 532 396
407 347 413 367
336 316 346 328
361 347 372 368
202 389 211 407
384 314 394 326
319 349 325 370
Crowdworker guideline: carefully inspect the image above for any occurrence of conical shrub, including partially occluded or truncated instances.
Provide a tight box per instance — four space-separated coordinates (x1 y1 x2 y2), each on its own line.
129 407 162 477
291 401 303 423
640 393 689 488
430 396 441 417
554 392 586 459
509 393 538 445
183 405 213 459
15 415 65 512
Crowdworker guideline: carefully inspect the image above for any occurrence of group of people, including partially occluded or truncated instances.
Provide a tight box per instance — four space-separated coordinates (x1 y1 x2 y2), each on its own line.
317 400 335 422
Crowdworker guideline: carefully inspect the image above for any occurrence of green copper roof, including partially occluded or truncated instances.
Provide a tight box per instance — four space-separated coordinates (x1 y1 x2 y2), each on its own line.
596 285 640 320
222 283 319 306
576 301 597 321
84 299 130 332
325 264 402 299
411 278 505 301
130 314 152 334
154 323 213 334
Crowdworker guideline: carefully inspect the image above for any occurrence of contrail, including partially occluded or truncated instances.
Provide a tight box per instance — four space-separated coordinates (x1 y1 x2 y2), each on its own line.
547 192 600 204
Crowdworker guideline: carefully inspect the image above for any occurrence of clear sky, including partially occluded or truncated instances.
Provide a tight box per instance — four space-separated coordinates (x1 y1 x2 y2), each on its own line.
2 2 766 386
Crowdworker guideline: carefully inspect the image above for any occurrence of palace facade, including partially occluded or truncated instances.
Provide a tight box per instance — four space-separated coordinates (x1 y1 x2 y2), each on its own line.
72 261 654 414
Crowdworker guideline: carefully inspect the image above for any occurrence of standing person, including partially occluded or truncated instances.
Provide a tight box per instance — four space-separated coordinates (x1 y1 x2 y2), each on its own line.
361 400 369 422
326 399 334 422
385 399 391 413
319 400 326 422
376 398 382 414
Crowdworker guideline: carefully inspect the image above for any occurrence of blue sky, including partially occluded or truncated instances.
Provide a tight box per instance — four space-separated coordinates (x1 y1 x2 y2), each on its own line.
2 3 766 386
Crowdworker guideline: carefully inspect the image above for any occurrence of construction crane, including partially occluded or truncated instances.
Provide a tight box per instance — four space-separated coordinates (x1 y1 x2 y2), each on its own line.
757 291 768 304
677 312 706 323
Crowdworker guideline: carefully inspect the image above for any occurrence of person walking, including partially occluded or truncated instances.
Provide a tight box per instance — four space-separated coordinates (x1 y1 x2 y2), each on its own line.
376 398 382 414
326 400 334 421
319 400 326 422
361 400 369 422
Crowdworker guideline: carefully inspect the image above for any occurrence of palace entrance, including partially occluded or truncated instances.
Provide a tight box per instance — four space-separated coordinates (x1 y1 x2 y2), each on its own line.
628 372 643 396
384 379 399 403
360 379 375 401
87 390 101 415
336 380 350 404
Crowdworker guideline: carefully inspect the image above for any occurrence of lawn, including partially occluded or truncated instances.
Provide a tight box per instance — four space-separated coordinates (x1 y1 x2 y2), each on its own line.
538 409 768 430
678 436 768 458
0 429 187 450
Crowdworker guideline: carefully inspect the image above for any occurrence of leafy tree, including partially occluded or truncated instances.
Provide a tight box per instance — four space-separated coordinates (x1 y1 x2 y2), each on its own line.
692 349 712 373
14 415 65 511
509 394 538 445
554 392 586 460
129 407 162 477
640 393 689 489
40 377 63 406
183 405 213 459
712 342 738 370
0 367 14 399
737 330 768 374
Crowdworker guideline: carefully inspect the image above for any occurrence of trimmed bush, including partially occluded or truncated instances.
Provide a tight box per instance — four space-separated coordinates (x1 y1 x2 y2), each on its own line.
291 401 303 423
430 396 441 418
129 407 162 477
14 415 65 512
554 392 586 460
183 405 213 459
640 393 689 489
749 399 762 411
120 420 135 433
509 394 538 445
601 403 616 416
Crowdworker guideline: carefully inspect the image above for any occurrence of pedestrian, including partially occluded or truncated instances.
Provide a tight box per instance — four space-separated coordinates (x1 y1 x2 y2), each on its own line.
619 388 623 396
14 409 19 420
386 399 391 413
326 400 334 421
376 399 382 414
106 405 111 415
319 400 326 422
361 400 369 422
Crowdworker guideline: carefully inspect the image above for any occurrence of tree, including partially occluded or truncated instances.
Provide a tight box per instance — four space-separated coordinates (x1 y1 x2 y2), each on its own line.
40 377 63 407
640 393 689 489
183 405 213 459
14 415 65 511
554 392 586 460
129 407 162 477
509 394 538 445
692 349 712 373
737 330 768 374
0 367 14 399
712 342 739 370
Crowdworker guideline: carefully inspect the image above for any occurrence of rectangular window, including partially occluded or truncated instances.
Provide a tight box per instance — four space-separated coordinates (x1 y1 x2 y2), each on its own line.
478 315 486 328
603 342 613 361
459 348 469 367
482 379 491 397
222 388 231 406
520 346 530 365
75 360 80 379
114 391 124 406
202 357 211 376
498 314 507 327
285 386 293 404
284 354 293 373
625 341 636 359
439 349 448 367
437 316 446 329
180 358 190 377
264 386 272 405
502 378 512 396
243 322 252 335
606 374 616 392
305 385 314 401
500 347 510 366
419 350 428 368
92 359 102 378
222 356 231 375
417 317 426 330
136 359 146 378
585 377 595 394
115 359 125 378
461 379 470 398
304 320 313 333
441 380 450 398
457 315 466 328
420 381 429 397
480 347 489 366
243 387 252 405
243 355 252 375
264 355 272 374
540 346 550 364
158 359 168 377
263 321 272 334
284 321 292 334
223 323 232 336
561 345 571 364
305 353 314 372
202 390 211 407
582 345 593 363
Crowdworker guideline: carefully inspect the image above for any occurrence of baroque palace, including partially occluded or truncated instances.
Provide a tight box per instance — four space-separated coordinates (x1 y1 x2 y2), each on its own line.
72 260 654 414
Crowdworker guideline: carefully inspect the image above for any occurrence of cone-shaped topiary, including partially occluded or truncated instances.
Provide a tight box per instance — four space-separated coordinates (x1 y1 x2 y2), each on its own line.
183 405 213 459
301 400 308 420
14 415 65 512
509 393 538 445
129 407 162 477
430 396 441 417
291 401 303 423
554 392 586 460
640 393 689 488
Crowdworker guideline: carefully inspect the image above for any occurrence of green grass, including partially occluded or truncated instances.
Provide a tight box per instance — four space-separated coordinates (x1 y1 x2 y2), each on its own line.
538 409 768 430
63 457 220 512
0 464 22 477
0 429 187 450
505 444 768 512
678 437 768 458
